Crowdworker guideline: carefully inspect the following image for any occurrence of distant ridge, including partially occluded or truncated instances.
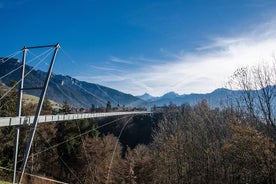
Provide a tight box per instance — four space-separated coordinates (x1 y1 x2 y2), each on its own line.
137 88 234 107
2 57 275 109
0 58 146 108
137 86 276 110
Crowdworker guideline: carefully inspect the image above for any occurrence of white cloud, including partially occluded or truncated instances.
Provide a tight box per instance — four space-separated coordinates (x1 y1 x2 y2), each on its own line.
110 56 135 64
90 65 123 72
77 19 276 96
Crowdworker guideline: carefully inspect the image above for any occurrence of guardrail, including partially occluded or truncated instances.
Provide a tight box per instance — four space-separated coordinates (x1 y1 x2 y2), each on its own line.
0 111 152 127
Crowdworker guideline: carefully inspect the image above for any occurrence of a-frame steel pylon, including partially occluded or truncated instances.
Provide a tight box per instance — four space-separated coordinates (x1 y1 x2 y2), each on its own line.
12 43 60 184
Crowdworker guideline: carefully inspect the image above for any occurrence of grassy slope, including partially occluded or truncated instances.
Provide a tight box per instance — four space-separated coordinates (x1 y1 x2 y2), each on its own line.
23 94 61 109
0 181 11 184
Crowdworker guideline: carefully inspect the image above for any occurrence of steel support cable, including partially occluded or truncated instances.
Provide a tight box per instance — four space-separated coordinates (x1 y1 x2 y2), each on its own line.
28 116 131 184
52 47 108 107
106 115 133 184
18 45 60 184
58 47 77 77
46 47 107 106
76 83 107 106
0 49 54 102
0 48 55 111
48 78 80 104
40 74 92 108
22 115 131 158
59 47 111 106
33 131 82 184
26 47 54 65
0 47 54 117
0 64 24 81
41 73 105 110
0 50 21 65
0 48 57 182
76 121 94 178
0 79 21 104
59 47 77 64
0 47 54 81
0 166 68 184
54 152 83 184
59 47 78 76
96 84 118 106
0 84 19 112
27 47 54 66
25 126 83 184
15 115 133 183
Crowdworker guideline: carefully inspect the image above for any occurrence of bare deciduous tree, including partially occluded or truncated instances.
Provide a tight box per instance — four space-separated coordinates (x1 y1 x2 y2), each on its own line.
227 60 276 129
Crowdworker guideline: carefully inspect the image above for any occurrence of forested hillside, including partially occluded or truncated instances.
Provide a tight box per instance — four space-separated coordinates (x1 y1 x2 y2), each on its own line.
0 61 276 183
0 79 275 183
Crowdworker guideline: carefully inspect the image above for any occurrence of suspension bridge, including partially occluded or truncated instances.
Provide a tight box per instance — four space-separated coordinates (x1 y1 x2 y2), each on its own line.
0 111 151 127
0 44 152 184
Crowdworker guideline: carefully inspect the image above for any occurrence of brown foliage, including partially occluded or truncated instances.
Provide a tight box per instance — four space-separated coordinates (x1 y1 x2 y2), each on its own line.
0 99 275 183
78 135 123 184
151 101 276 184
222 123 276 183
122 145 155 184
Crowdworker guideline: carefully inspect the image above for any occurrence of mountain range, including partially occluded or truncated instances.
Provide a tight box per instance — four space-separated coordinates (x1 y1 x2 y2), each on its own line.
0 58 146 108
1 57 274 110
136 88 234 108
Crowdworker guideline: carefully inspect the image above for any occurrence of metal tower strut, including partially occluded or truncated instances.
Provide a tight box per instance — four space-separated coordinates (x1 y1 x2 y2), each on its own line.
13 43 60 183
12 46 27 184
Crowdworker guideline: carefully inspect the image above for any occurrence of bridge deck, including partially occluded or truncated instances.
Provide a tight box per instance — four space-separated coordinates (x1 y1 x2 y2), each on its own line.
0 111 151 127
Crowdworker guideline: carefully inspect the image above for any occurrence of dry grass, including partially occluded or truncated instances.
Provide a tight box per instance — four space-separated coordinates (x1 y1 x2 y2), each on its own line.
0 181 11 184
23 94 61 109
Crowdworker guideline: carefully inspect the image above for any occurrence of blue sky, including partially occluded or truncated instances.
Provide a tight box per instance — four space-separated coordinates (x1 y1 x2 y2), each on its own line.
1 0 276 96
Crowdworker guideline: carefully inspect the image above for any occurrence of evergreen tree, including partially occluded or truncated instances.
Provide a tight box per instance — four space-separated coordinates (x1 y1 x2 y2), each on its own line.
106 101 112 112
62 101 71 114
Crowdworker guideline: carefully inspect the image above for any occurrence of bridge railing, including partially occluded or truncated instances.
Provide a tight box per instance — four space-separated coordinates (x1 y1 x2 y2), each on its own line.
0 111 152 127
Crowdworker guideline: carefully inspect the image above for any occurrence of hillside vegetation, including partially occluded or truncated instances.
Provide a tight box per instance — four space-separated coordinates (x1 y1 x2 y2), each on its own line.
0 93 275 183
0 58 146 108
23 94 61 110
0 62 275 183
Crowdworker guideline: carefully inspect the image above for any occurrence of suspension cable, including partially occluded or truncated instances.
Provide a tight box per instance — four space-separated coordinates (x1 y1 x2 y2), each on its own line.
0 64 23 81
34 127 83 184
76 121 94 177
31 116 130 184
75 83 107 106
0 50 21 65
96 84 118 106
27 47 54 66
30 115 133 183
0 47 53 81
25 115 132 158
59 46 117 108
0 166 68 184
0 48 55 105
106 116 133 184
59 47 77 64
